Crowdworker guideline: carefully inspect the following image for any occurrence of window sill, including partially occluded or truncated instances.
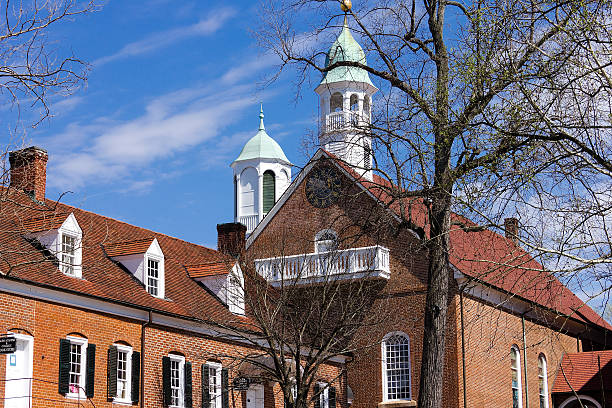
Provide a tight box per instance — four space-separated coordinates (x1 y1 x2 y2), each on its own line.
112 397 133 405
65 392 86 400
378 400 417 408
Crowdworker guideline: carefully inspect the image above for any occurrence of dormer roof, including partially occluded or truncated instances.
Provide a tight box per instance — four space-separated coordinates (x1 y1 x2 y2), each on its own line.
186 261 233 279
21 212 70 232
319 16 374 87
103 238 157 257
232 106 291 165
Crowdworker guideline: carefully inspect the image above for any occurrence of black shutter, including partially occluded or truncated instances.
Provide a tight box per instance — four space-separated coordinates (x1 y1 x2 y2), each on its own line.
184 362 193 408
85 343 96 398
329 386 336 408
58 339 71 394
202 364 210 408
221 368 229 408
107 346 118 399
131 351 141 404
162 356 171 407
313 384 320 408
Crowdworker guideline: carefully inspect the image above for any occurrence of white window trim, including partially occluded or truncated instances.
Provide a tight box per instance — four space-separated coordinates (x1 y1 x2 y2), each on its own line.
538 354 549 408
59 231 82 278
113 344 133 404
511 345 523 408
66 336 88 400
381 331 412 401
145 254 164 299
169 354 185 408
206 361 222 408
314 229 338 254
317 382 330 408
226 266 245 315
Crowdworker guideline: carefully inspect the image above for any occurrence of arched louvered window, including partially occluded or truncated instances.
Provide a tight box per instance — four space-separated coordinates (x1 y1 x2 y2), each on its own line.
363 96 371 117
381 332 411 401
350 94 359 111
315 229 338 253
538 354 549 408
511 346 523 408
330 93 343 113
263 170 276 215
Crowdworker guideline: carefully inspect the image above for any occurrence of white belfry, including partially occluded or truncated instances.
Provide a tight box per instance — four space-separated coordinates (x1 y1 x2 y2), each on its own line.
315 16 378 180
231 106 292 234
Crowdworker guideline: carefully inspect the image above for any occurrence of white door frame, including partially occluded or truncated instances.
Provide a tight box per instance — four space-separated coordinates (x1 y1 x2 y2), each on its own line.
4 333 34 408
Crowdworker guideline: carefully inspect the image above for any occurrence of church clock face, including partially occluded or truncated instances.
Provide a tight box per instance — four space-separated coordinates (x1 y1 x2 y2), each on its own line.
305 166 342 208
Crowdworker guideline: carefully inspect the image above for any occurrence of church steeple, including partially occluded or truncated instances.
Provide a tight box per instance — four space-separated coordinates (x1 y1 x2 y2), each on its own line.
314 11 377 180
231 106 292 235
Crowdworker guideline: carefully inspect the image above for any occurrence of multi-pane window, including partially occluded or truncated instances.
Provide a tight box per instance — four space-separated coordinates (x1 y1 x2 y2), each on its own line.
511 346 523 408
61 234 77 275
538 354 549 408
208 363 221 408
69 342 82 394
382 332 411 400
147 258 159 296
170 357 183 407
315 230 338 253
117 349 128 400
318 383 330 408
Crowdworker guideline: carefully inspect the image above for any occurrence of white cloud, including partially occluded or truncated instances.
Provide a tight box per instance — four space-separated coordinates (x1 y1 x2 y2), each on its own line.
94 7 236 66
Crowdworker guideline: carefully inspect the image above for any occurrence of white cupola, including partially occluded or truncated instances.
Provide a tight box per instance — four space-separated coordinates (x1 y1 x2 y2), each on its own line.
231 106 292 235
314 15 378 180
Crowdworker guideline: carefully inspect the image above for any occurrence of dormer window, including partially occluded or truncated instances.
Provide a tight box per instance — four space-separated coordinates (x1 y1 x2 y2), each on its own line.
186 261 245 315
315 229 338 253
104 238 165 299
23 212 83 279
146 258 160 296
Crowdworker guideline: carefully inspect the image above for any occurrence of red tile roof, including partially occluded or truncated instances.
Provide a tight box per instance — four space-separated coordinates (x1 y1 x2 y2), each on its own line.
186 261 233 278
103 238 155 257
552 350 612 393
20 212 69 232
0 187 248 325
320 150 610 332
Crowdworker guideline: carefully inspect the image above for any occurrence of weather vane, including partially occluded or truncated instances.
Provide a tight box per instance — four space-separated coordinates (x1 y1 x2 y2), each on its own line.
341 0 352 12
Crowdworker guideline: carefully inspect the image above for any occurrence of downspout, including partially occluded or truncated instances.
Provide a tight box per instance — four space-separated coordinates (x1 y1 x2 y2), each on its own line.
522 314 529 408
460 291 468 408
141 310 152 408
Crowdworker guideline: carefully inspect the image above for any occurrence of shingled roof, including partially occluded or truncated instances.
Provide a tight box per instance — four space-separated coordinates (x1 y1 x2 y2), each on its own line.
552 350 612 393
0 187 246 325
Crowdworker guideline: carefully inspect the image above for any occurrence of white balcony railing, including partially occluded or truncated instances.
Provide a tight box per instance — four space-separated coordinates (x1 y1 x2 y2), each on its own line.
239 214 259 234
325 111 365 133
255 245 390 284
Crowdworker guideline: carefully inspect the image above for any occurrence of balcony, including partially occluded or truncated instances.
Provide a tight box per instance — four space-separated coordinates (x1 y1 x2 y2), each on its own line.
324 111 367 133
255 245 390 285
239 214 259 234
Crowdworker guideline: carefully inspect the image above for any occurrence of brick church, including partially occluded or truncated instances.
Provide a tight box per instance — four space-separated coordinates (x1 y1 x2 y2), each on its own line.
0 10 611 408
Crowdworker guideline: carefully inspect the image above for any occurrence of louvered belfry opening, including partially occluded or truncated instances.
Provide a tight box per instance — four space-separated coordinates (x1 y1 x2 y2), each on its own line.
263 170 275 214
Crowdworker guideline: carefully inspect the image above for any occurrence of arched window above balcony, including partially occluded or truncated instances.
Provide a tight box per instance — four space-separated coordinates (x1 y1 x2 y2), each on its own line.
350 94 359 111
364 95 371 116
330 93 343 112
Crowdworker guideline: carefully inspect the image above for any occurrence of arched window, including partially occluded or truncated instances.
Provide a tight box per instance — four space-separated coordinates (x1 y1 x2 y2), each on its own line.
364 142 372 171
381 332 411 401
350 94 359 111
240 167 258 216
538 354 549 408
263 170 276 214
511 346 523 408
315 230 338 253
330 93 343 113
363 95 371 117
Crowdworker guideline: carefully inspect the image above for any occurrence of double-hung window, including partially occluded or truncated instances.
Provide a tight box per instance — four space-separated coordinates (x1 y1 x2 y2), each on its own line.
169 355 184 407
314 382 336 408
538 354 549 408
146 258 160 297
61 234 77 276
113 344 133 403
163 354 191 408
207 362 222 408
511 346 523 408
66 336 88 398
381 332 411 401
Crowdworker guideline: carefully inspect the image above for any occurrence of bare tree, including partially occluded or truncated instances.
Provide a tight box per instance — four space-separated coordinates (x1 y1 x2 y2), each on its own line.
1 0 99 127
256 0 612 407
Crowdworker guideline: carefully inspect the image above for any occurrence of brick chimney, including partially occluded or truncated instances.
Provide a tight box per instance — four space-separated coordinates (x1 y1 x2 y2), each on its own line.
217 222 247 258
504 217 519 243
9 146 48 202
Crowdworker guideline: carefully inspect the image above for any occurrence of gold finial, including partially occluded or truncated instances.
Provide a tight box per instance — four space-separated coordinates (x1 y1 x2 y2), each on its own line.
340 0 352 12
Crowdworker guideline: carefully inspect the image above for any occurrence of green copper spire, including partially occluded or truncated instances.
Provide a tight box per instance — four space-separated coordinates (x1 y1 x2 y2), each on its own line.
232 106 291 165
319 15 373 86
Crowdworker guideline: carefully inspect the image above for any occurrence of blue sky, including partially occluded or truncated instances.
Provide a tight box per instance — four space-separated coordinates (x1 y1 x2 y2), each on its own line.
4 1 329 248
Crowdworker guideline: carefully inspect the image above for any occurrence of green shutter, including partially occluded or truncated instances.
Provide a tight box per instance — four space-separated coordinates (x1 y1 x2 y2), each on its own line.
221 368 229 408
202 364 211 407
131 351 140 404
184 362 193 408
107 346 118 398
58 339 71 394
162 357 171 406
85 343 96 398
263 171 275 214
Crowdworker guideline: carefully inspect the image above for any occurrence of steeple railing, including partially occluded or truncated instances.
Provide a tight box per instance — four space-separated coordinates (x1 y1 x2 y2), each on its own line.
324 111 368 133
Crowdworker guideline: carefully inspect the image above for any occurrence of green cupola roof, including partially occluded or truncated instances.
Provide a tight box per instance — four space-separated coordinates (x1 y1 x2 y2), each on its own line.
233 106 291 165
319 16 373 86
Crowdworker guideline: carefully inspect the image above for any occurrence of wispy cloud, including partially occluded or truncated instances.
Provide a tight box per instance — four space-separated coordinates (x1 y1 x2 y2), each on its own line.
94 7 236 66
